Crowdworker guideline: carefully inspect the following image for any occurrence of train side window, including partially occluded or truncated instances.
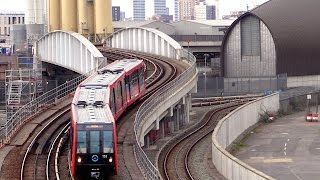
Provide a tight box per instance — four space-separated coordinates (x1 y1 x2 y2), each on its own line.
103 131 114 153
121 79 126 104
125 76 131 99
110 88 116 113
130 70 138 97
76 131 87 154
138 67 144 92
116 82 122 107
89 131 100 154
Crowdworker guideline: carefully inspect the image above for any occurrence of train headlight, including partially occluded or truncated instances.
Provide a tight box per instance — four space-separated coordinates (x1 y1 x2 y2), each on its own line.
77 157 82 163
108 156 113 163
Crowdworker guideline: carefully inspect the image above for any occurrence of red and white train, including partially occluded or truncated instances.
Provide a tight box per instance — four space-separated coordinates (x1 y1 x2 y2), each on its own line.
70 59 146 179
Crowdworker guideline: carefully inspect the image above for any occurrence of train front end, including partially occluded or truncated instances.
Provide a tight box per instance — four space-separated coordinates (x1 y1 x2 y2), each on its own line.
74 123 117 179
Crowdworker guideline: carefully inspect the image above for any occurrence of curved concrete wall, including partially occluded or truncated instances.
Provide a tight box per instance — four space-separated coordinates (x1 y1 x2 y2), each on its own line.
212 93 279 180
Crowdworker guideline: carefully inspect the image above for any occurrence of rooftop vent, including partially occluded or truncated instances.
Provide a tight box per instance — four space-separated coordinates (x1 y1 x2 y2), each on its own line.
98 68 124 74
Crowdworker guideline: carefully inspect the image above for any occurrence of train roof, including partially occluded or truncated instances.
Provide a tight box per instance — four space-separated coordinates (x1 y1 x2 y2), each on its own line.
73 87 113 124
100 59 144 73
72 59 143 124
81 59 142 87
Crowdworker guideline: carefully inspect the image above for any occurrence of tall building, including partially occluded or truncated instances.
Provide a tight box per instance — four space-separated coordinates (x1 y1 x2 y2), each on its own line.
133 0 145 20
174 0 179 21
179 0 195 20
120 12 125 21
154 0 167 15
112 6 121 21
194 2 206 20
0 13 25 42
206 5 216 20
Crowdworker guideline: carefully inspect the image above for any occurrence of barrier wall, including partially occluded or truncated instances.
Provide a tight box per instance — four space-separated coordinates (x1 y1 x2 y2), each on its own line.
212 93 279 180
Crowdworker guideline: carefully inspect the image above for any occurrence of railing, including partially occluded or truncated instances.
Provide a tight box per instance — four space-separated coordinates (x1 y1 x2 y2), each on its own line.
133 48 197 179
0 64 103 147
0 75 86 147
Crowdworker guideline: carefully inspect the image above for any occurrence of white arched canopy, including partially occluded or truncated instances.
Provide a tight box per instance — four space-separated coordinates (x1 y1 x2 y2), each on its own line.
106 27 182 59
36 30 104 75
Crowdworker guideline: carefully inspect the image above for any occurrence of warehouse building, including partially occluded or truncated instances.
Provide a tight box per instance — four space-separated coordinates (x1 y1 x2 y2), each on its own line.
221 0 320 88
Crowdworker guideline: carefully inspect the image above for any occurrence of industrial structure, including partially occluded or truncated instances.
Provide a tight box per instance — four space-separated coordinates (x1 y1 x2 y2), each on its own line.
48 0 113 41
221 0 320 87
5 67 42 119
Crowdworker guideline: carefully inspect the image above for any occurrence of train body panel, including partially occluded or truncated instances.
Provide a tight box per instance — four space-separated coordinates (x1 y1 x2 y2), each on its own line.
70 59 145 178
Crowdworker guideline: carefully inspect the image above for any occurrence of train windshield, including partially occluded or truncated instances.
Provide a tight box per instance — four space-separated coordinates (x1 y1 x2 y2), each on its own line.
77 131 87 154
90 131 100 154
103 131 114 153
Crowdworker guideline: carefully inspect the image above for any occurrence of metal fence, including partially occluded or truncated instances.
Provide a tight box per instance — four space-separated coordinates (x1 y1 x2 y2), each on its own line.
0 59 106 147
133 49 197 179
0 75 86 146
194 74 288 98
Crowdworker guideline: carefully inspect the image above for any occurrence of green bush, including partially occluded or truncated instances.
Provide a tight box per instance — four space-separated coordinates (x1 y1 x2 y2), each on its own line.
289 97 306 111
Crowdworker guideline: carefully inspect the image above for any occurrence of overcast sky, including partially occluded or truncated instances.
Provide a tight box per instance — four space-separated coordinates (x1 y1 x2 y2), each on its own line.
0 0 269 18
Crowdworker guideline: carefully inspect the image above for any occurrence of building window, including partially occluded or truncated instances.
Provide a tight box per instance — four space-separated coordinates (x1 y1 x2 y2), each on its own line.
18 17 20 24
8 17 11 24
4 27 7 35
22 17 25 24
241 15 261 56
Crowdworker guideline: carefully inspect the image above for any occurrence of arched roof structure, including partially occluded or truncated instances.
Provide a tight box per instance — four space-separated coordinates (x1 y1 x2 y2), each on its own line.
222 0 320 76
36 30 104 75
106 27 182 59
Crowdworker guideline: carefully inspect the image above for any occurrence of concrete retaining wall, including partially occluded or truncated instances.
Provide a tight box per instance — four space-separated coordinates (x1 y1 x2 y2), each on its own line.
212 93 279 180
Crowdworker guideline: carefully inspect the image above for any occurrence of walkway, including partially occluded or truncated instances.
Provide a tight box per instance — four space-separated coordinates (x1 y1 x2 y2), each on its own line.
234 109 320 180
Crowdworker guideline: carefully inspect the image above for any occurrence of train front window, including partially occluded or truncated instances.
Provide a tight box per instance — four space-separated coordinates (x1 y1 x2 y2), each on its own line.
90 131 100 154
103 131 114 153
77 131 87 154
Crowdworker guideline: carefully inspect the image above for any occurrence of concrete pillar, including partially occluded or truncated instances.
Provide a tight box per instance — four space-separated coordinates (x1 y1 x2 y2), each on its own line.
174 107 179 131
185 93 192 124
179 104 184 127
168 116 174 133
160 119 165 139
145 134 150 148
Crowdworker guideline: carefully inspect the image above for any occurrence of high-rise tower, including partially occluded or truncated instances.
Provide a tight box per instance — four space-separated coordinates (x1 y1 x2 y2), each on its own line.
179 0 195 20
154 0 167 15
215 0 220 19
174 0 179 21
133 0 145 20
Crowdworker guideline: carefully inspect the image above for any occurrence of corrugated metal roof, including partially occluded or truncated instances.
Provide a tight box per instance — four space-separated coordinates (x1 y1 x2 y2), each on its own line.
113 20 157 29
187 20 234 27
249 0 320 76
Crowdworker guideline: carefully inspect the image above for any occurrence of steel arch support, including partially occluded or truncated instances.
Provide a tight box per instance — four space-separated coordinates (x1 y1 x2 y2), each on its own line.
107 27 182 59
35 30 104 75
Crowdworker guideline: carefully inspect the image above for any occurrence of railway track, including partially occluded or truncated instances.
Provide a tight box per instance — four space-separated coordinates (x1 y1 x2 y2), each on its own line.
20 107 71 180
98 47 186 179
158 103 245 180
0 48 190 180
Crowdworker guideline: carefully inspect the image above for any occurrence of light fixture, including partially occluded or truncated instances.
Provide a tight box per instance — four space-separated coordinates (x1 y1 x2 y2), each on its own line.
77 157 82 163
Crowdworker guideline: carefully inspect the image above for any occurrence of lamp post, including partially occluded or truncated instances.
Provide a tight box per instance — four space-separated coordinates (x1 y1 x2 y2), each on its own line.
204 53 210 98
187 40 190 60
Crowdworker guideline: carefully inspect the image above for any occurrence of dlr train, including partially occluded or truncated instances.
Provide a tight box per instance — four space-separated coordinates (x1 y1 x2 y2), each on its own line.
70 59 146 179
